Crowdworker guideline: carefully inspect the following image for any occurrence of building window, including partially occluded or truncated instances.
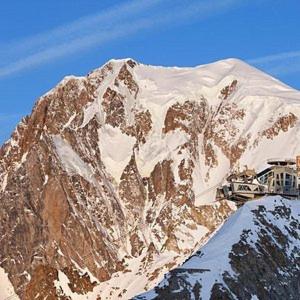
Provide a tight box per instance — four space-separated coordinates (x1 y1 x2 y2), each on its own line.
238 185 251 191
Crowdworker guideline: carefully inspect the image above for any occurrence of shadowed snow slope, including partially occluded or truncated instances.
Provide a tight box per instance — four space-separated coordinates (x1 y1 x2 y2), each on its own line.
135 196 300 300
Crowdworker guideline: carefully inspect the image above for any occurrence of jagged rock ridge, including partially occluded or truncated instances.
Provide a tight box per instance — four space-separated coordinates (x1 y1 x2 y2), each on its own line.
0 58 300 299
136 196 300 300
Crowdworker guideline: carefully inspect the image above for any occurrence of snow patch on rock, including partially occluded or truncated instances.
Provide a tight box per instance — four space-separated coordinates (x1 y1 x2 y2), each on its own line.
98 124 136 183
0 267 19 299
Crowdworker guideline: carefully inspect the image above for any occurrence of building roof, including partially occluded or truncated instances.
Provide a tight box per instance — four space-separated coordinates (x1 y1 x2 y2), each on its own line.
257 167 272 178
267 158 296 166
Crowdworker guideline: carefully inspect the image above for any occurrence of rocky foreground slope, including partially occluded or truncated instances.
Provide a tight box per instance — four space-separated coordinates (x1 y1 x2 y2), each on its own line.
136 196 300 300
0 58 300 299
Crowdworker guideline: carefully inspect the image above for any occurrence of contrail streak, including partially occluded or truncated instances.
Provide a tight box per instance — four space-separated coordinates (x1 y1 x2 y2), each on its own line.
0 0 243 78
0 0 163 56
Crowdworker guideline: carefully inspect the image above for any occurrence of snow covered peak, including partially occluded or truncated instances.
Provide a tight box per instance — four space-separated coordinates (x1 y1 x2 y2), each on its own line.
40 57 300 108
1 56 300 300
107 57 137 64
134 57 300 103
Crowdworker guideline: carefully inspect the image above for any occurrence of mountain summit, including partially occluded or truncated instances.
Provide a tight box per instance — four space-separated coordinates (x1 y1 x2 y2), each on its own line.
0 58 299 299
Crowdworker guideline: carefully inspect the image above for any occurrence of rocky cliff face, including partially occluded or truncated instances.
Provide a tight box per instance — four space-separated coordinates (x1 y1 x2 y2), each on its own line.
136 196 300 300
0 58 300 299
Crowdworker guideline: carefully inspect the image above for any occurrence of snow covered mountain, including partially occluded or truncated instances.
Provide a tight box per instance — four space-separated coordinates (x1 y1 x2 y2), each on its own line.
0 58 300 299
135 196 300 300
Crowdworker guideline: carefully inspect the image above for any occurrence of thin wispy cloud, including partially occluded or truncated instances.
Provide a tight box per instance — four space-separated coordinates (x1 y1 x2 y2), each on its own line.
0 0 163 57
248 50 300 76
248 50 300 64
0 0 243 78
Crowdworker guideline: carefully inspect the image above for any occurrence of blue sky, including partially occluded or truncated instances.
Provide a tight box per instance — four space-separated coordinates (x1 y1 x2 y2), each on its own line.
0 0 300 144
